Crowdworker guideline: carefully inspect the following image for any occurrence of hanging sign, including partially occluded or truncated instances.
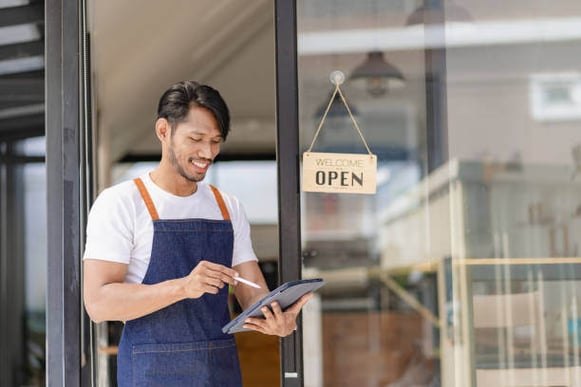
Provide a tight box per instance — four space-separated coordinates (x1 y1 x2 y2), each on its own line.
302 71 377 194
302 152 377 194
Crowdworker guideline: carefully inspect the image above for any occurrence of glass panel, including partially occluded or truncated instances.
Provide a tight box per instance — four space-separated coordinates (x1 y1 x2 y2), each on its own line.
298 1 433 386
21 161 47 386
0 138 46 386
207 161 278 224
444 1 581 386
298 0 581 386
15 136 46 157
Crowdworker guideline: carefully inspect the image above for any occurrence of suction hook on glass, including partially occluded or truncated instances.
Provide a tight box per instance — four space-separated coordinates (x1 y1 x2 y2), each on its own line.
329 70 345 86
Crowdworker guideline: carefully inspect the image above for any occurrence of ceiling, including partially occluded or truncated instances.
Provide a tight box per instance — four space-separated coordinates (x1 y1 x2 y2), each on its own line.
0 0 277 160
89 0 277 163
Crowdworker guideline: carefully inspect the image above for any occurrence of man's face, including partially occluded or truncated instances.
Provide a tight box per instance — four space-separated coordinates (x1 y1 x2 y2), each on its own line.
166 107 222 183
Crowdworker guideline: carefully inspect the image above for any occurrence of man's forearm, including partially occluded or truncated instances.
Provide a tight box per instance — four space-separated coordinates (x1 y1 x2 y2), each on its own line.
85 278 186 323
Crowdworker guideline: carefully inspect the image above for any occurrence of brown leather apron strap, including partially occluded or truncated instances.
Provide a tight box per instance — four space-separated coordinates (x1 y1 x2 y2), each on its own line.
209 185 231 221
133 178 160 220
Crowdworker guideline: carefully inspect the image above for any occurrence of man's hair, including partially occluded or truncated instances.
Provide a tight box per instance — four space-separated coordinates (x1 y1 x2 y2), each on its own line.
156 80 230 140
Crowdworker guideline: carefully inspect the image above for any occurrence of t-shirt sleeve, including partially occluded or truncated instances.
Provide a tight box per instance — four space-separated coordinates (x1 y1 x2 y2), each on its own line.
227 195 259 266
83 186 134 264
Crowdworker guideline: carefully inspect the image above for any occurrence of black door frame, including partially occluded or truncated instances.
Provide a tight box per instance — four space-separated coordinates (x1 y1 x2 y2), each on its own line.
46 0 92 384
275 1 304 386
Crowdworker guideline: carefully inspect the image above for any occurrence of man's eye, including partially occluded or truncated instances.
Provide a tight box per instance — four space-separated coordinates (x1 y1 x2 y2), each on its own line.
190 137 201 142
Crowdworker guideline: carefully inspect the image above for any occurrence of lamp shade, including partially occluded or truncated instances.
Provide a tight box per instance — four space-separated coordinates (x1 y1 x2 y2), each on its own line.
406 1 472 25
350 51 404 97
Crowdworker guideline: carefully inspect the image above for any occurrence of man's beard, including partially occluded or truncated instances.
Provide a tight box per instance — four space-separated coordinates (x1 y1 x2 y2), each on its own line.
168 145 208 183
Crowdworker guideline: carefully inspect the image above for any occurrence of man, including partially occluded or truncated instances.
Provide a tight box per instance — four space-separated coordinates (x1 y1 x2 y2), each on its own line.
83 80 312 386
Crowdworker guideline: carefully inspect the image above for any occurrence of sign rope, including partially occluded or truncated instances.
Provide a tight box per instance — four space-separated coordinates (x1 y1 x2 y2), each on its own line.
307 84 373 157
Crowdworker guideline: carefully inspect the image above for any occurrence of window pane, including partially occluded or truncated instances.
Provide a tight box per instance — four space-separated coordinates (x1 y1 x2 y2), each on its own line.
445 1 581 386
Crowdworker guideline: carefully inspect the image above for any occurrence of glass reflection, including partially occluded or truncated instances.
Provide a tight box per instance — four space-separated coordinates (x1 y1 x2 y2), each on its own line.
444 0 581 385
298 0 581 386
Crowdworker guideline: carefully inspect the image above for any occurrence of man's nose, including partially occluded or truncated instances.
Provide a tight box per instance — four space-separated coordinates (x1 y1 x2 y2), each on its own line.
198 141 213 158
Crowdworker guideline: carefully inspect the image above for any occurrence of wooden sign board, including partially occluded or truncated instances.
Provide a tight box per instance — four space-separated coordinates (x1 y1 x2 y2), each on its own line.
302 152 377 194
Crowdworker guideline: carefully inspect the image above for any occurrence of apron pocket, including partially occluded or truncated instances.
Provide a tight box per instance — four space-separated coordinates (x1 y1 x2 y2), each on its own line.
131 339 241 387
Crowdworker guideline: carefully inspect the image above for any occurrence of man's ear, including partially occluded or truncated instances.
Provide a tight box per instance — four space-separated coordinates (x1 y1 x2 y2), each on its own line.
155 118 171 142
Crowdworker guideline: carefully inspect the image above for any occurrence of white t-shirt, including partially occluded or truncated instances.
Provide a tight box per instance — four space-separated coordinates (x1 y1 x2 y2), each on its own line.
82 173 258 284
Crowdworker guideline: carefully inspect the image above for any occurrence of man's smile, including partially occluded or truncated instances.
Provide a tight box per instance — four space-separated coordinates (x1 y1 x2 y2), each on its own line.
190 159 211 170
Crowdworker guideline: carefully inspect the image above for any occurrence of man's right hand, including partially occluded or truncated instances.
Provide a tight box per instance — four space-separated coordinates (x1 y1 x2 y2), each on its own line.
182 260 238 299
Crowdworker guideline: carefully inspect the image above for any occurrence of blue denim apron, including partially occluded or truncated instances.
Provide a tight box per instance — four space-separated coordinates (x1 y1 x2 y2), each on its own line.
117 178 242 387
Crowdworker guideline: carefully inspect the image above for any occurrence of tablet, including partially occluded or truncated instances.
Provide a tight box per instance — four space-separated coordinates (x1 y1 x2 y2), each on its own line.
222 278 325 334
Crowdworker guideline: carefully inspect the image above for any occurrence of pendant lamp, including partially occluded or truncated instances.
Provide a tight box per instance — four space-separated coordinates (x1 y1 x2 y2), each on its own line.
349 51 405 97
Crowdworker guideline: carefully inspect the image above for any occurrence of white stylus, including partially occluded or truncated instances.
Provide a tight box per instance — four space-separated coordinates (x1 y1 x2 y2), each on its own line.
235 276 261 289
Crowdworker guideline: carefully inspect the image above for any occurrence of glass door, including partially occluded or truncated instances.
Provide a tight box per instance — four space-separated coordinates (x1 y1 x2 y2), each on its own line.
294 1 581 386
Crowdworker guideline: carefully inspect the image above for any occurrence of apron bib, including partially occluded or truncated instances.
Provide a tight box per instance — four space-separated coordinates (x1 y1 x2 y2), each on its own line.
117 178 242 387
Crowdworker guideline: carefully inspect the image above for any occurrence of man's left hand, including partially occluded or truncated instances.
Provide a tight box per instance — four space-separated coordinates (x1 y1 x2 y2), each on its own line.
242 293 313 337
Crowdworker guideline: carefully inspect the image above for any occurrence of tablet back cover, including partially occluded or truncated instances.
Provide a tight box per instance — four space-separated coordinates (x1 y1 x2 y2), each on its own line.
222 278 325 334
